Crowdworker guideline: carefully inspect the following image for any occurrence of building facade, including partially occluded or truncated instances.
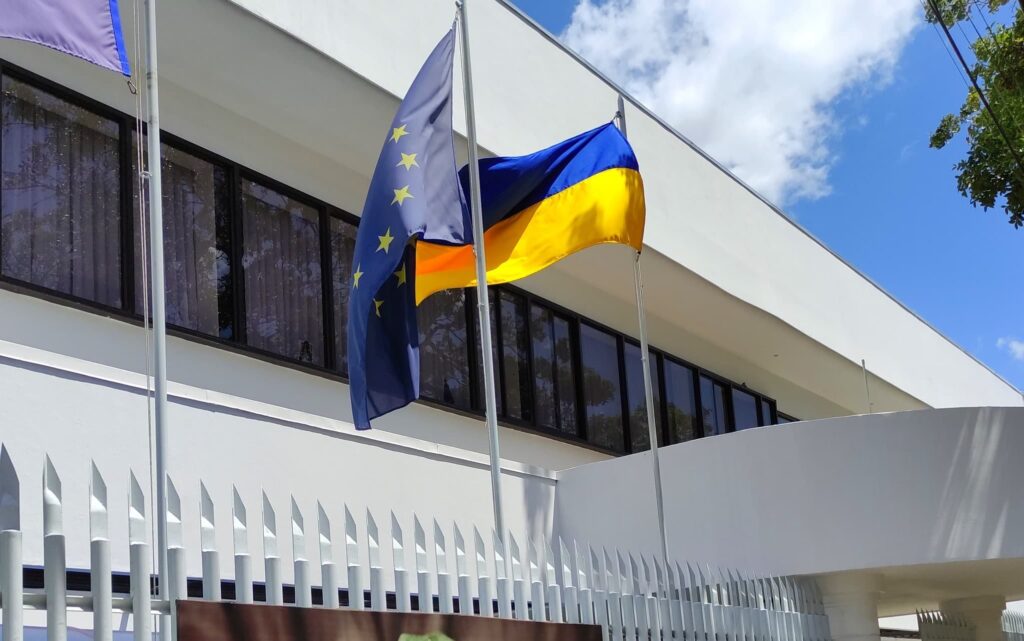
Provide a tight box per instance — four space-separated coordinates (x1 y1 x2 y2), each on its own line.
0 1 1021 640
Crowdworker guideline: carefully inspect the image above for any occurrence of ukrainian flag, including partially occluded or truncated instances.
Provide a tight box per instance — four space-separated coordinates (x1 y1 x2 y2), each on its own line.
415 122 645 303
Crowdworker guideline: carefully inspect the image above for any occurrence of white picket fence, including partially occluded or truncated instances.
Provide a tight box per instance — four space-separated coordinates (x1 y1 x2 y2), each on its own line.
1003 611 1024 641
0 446 831 641
918 611 976 641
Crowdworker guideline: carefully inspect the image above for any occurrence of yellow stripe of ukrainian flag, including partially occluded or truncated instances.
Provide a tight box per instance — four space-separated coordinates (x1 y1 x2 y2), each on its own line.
415 167 645 304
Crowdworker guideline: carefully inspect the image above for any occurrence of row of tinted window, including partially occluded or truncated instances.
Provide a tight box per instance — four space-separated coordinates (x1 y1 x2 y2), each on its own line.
0 65 789 454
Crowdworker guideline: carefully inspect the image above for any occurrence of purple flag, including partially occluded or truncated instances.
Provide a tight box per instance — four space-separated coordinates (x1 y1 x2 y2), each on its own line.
0 0 131 76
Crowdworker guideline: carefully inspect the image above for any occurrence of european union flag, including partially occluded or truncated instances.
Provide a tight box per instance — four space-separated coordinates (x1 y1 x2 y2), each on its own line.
348 28 468 429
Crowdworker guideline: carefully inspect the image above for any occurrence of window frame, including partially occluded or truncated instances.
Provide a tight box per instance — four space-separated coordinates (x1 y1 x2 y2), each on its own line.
0 60 134 317
0 56 784 457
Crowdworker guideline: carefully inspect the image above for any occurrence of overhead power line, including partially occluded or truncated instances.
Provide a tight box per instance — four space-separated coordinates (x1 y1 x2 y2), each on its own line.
925 0 1024 176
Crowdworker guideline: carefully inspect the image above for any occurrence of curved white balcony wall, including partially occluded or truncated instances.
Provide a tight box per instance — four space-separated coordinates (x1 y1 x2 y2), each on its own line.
555 407 1024 613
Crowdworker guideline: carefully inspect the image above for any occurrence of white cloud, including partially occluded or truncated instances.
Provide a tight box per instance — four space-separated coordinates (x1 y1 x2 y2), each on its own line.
562 0 919 205
997 337 1024 361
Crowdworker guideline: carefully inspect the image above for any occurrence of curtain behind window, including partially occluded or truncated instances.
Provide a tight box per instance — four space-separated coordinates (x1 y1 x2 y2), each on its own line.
330 216 356 375
418 289 471 409
134 139 231 338
1 76 121 307
241 180 324 365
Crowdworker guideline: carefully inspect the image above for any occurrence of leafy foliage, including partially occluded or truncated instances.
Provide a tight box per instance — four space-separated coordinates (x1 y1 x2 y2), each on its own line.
925 0 1024 227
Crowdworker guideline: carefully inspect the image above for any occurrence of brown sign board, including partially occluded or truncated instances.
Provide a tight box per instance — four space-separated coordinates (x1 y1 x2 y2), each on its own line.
177 600 603 641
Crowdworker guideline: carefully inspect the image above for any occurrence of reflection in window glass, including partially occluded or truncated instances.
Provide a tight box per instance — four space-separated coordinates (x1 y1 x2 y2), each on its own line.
732 388 759 430
134 136 232 338
531 303 578 435
760 398 775 426
624 343 661 452
474 289 501 414
330 217 356 375
418 289 472 410
700 375 729 436
1 76 121 306
663 359 698 443
499 290 531 421
580 324 624 452
241 180 323 364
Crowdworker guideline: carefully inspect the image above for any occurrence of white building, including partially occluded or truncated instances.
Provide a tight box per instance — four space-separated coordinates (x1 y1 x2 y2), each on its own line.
0 1 1021 640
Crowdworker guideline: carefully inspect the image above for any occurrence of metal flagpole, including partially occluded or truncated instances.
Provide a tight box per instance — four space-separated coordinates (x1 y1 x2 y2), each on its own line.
616 95 672 587
142 0 170 635
456 0 513 586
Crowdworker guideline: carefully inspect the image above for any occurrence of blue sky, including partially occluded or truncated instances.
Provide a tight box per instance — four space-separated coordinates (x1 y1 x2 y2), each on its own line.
512 0 1024 393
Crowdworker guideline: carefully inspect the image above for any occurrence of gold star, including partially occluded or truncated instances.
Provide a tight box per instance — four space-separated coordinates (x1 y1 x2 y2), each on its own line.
390 124 409 143
376 227 395 253
352 264 363 289
374 298 383 317
394 262 407 287
391 185 413 206
396 152 419 170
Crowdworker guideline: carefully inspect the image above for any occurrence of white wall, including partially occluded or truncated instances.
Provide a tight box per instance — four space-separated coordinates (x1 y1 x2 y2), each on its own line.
0 324 558 594
555 407 1024 583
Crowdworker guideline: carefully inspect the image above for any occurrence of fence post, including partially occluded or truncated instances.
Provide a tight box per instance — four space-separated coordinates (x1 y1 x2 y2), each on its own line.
561 538 579 624
495 529 513 618
432 516 452 610
594 548 612 641
344 506 364 610
42 457 68 641
454 524 473 615
0 447 23 641
200 484 221 601
317 502 339 608
392 513 411 612
292 499 312 608
434 520 453 614
232 488 253 604
367 511 385 611
545 539 563 623
90 463 113 641
128 472 151 641
261 493 283 605
166 478 187 641
474 527 492 617
510 535 528 621
576 541 595 626
414 516 431 613
529 542 545 622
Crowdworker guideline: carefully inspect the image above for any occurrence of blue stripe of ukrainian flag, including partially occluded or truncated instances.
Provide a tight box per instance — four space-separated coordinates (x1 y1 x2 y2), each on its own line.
415 123 646 304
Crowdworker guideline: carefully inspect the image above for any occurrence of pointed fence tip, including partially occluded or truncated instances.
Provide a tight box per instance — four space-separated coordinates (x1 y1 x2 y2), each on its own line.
0 444 19 531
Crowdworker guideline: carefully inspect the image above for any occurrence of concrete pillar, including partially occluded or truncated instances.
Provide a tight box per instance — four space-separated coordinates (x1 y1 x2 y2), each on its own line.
940 595 1006 641
818 573 883 641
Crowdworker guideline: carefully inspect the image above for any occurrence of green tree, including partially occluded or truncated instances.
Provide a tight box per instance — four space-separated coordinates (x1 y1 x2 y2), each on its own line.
925 0 1024 227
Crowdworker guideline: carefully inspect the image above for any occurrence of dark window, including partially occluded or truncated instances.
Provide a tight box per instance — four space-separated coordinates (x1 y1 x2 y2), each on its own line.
759 398 775 426
418 289 472 410
624 343 661 452
133 136 233 338
777 413 796 424
240 179 324 364
700 375 729 436
1 75 122 307
580 323 625 452
732 388 759 431
663 358 698 443
329 216 356 375
530 303 578 436
498 290 531 422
